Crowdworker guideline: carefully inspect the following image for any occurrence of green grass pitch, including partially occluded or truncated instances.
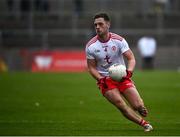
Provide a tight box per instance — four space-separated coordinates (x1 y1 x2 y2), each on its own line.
0 71 180 136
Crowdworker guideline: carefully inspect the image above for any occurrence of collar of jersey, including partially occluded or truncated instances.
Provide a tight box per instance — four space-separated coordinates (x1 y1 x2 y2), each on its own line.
97 33 111 43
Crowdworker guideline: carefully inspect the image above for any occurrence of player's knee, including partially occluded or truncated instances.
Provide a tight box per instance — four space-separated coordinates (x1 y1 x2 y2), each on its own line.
132 99 144 111
133 104 143 111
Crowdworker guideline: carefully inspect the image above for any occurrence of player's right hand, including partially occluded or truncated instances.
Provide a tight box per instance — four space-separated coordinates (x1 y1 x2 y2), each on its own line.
97 77 108 89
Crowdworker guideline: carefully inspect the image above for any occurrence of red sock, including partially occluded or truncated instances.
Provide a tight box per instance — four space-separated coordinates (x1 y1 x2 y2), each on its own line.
139 119 148 127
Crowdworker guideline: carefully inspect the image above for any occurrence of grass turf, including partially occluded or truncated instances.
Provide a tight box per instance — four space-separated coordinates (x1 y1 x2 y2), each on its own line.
0 71 180 135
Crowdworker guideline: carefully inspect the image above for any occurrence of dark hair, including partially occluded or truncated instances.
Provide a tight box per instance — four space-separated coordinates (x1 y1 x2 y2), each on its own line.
93 13 110 22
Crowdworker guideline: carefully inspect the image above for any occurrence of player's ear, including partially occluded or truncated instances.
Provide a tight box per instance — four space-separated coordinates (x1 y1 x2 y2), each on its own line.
107 21 110 29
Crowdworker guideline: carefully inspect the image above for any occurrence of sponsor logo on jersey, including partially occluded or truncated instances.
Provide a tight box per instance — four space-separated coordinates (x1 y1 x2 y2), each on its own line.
95 49 100 53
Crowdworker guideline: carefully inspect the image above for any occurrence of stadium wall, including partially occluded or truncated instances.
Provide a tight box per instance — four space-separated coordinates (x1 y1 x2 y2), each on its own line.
1 46 179 72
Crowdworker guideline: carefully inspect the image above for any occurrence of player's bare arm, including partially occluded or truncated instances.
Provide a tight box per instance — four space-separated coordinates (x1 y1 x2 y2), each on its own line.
123 49 136 72
87 59 103 81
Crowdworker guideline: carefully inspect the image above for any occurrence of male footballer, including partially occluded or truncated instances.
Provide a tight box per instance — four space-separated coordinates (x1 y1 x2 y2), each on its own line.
85 13 153 132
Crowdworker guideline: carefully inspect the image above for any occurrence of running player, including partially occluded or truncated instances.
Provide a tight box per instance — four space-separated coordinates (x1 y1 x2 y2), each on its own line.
85 13 153 132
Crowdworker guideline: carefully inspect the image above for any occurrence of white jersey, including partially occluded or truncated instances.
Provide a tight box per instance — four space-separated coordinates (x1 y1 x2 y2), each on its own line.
85 32 130 76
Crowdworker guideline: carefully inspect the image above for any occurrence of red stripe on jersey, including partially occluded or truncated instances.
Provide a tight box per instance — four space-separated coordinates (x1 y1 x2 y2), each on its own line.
86 35 98 48
111 33 124 41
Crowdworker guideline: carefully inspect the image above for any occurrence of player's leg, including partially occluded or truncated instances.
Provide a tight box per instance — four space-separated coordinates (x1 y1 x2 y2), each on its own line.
122 87 148 117
99 78 152 131
104 88 143 125
122 87 153 132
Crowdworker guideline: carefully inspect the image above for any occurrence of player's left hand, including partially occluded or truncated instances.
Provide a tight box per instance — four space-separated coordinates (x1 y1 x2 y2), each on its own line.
122 70 133 79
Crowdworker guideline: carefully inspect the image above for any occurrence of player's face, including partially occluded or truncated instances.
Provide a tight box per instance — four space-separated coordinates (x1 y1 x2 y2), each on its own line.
94 18 110 36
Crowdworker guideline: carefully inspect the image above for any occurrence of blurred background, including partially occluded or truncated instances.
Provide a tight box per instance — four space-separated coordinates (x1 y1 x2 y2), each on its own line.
0 0 180 72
